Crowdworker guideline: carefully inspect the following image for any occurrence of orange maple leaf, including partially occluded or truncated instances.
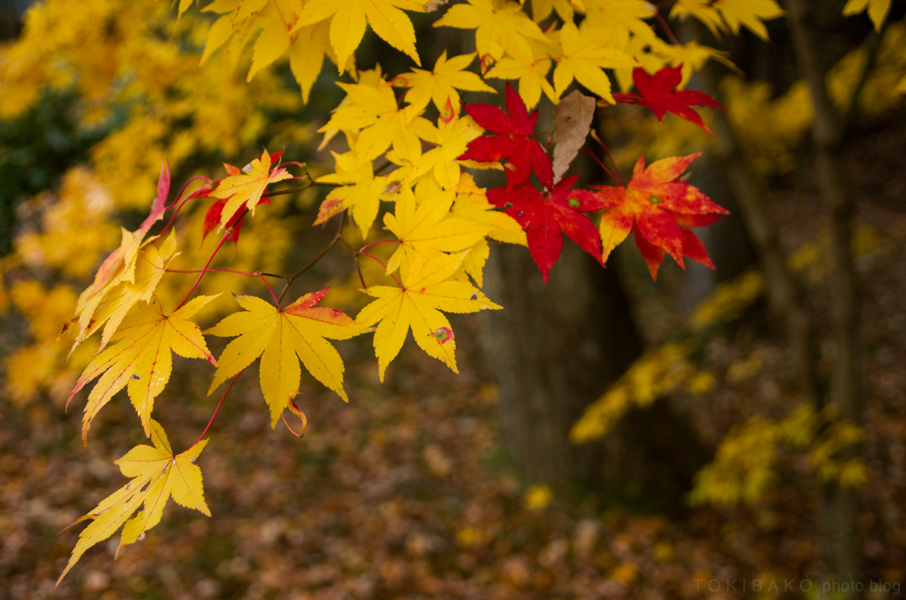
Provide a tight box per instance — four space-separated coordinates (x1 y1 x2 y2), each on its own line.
592 152 728 279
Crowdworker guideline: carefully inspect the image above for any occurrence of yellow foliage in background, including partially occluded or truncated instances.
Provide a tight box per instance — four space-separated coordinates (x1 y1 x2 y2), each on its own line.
689 405 867 506
689 405 816 506
601 19 906 175
3 279 96 405
523 484 554 511
571 341 699 443
0 0 304 205
0 0 307 406
572 223 881 504
13 169 119 279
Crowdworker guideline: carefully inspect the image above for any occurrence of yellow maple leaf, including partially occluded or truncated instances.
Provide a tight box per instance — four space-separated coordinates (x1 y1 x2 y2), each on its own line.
246 12 292 81
356 252 501 381
452 173 527 246
324 77 401 132
393 51 495 114
484 53 556 110
357 108 424 166
209 148 293 229
656 40 740 87
528 0 580 22
317 67 388 150
206 289 365 425
293 0 422 73
842 0 892 31
58 421 210 584
200 0 270 67
553 20 636 103
67 293 219 441
669 0 726 38
289 20 332 103
582 0 658 35
315 151 396 238
383 186 493 274
459 238 490 287
322 78 423 165
177 0 194 17
434 0 549 64
72 229 178 353
409 114 484 189
200 13 239 66
71 166 172 351
714 0 784 41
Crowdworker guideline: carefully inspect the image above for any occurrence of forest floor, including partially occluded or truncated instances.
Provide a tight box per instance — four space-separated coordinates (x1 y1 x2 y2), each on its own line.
3 115 906 600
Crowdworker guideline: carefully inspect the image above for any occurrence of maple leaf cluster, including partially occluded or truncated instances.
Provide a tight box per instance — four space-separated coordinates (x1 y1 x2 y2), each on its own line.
193 0 785 116
53 0 762 583
58 154 365 581
59 54 730 591
460 82 728 281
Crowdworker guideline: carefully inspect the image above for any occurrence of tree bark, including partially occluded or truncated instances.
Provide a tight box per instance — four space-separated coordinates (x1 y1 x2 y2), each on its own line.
705 88 821 405
785 0 864 593
478 241 710 511
0 0 23 41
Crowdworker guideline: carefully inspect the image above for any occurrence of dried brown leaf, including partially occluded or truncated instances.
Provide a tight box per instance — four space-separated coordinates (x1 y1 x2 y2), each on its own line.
552 90 596 184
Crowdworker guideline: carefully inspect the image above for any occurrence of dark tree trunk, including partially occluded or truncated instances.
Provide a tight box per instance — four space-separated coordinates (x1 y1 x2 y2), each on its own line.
0 0 23 41
478 241 710 511
785 0 865 593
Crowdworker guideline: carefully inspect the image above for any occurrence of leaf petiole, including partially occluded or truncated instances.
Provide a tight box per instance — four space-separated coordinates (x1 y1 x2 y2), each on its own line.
175 229 231 310
587 131 624 186
188 368 246 451
277 211 348 303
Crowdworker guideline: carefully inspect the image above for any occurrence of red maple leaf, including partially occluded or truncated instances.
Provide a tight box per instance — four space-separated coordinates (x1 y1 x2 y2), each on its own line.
488 174 607 282
612 65 725 133
202 194 272 244
592 152 728 279
460 83 553 189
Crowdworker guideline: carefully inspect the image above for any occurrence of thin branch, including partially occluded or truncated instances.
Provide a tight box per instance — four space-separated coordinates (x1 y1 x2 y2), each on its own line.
341 237 369 288
175 230 230 310
358 249 402 288
166 267 285 278
359 239 402 253
160 176 214 235
653 11 681 45
187 368 246 451
259 272 281 306
587 131 624 186
277 211 348 304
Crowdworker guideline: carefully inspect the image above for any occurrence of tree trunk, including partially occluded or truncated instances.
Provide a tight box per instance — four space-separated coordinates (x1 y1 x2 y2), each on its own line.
0 0 23 41
478 241 710 511
785 0 864 593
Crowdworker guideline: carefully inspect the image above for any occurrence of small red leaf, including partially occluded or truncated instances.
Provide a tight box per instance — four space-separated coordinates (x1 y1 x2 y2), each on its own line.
612 65 725 133
488 175 607 282
460 83 553 189
592 153 728 279
202 196 271 244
